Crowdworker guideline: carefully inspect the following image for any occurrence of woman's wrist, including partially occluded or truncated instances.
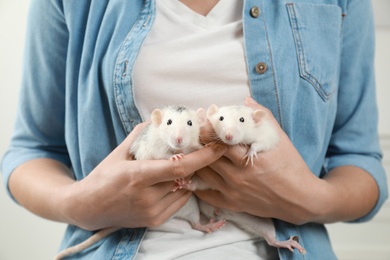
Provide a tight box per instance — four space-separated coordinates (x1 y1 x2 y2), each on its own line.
60 171 115 231
310 165 379 224
60 181 91 229
268 168 330 225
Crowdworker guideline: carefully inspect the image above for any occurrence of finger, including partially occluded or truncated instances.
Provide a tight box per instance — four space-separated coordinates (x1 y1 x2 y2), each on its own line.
195 166 226 191
128 189 192 228
150 189 192 227
139 143 228 186
245 97 281 127
161 188 191 206
146 180 179 196
200 120 220 144
194 189 229 210
221 145 249 168
244 96 266 110
116 122 150 157
141 180 191 209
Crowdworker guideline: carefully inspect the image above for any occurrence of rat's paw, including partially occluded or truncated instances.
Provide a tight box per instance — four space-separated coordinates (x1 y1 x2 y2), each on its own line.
193 219 226 233
171 178 192 192
170 153 184 161
269 236 306 254
244 150 258 167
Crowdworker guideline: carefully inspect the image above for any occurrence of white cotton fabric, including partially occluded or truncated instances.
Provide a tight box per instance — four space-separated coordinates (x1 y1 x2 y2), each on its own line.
133 0 251 121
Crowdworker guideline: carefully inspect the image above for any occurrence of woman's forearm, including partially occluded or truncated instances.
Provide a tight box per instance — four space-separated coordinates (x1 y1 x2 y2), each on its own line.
315 165 379 224
9 158 76 224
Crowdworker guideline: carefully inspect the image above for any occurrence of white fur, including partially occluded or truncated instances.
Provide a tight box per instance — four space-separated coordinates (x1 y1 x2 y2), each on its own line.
130 106 206 160
190 104 306 254
207 104 279 151
207 104 279 166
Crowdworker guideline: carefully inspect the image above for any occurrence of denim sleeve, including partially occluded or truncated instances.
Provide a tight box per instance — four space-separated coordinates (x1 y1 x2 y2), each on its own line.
0 0 71 200
326 0 388 222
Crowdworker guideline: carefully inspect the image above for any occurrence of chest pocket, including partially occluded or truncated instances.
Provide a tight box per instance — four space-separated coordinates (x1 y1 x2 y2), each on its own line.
287 3 343 101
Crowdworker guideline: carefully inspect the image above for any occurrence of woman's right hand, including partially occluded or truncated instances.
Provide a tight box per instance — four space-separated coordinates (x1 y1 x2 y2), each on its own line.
64 122 227 230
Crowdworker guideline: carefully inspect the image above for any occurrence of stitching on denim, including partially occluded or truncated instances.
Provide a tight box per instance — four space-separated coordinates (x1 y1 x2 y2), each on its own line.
112 229 133 260
113 0 155 134
286 3 332 102
261 0 283 128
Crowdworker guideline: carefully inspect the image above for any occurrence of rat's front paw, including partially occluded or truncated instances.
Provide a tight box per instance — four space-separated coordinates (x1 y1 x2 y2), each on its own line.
244 150 258 166
171 178 192 192
170 153 184 160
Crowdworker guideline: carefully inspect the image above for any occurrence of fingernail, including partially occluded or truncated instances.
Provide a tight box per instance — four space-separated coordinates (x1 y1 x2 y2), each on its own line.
245 96 255 106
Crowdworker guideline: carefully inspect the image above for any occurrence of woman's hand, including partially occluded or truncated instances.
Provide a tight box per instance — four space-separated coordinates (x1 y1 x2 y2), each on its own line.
194 97 378 225
10 122 227 231
195 98 320 224
65 122 227 230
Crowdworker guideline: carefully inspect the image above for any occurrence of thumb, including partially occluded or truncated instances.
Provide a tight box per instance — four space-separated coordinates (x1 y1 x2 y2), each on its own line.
244 96 265 110
116 121 150 157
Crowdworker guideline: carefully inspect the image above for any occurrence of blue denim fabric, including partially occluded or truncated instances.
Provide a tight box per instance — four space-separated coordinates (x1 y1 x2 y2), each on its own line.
1 0 387 259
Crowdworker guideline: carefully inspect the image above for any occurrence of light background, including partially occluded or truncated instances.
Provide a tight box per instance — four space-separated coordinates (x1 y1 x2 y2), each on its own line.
0 1 389 259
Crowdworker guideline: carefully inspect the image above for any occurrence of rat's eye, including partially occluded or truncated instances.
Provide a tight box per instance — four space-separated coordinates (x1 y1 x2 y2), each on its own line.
187 120 192 126
219 116 224 121
167 119 172 125
239 117 245 123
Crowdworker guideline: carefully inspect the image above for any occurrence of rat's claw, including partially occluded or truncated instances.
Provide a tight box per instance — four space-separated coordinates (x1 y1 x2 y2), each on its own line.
170 153 184 160
193 219 225 233
172 178 192 191
244 152 258 167
267 236 306 255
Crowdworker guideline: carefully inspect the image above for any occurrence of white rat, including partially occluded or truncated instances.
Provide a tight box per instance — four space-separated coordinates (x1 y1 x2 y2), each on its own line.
188 104 306 254
130 105 205 160
207 104 279 165
54 106 225 260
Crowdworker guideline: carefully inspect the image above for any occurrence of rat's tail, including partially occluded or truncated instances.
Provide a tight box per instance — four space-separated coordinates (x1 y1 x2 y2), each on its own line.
53 226 120 260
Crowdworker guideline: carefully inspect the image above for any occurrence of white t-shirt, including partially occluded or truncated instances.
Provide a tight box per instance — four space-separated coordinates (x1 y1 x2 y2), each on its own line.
133 0 277 259
133 0 251 120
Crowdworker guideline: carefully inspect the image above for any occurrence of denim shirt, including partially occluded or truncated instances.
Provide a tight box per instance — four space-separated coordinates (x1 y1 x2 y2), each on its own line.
1 0 388 259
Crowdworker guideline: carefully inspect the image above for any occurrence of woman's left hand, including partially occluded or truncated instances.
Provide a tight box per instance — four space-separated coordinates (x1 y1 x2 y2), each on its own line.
194 97 326 225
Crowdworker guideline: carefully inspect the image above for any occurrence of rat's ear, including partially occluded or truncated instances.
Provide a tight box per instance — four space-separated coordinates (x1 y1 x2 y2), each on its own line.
207 104 219 118
151 109 164 126
252 109 267 125
196 108 207 127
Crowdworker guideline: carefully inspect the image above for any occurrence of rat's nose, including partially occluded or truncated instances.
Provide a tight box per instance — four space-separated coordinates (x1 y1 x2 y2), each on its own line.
225 134 233 141
176 137 183 144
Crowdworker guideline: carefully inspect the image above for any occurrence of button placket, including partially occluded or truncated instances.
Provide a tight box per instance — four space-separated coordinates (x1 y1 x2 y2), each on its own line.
244 0 282 124
249 6 267 75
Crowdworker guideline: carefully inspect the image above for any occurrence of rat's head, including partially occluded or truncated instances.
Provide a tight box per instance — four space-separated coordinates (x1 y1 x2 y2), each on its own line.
151 106 207 150
207 104 266 145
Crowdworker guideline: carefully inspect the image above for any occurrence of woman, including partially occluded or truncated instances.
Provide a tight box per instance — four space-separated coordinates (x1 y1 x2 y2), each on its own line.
1 0 387 259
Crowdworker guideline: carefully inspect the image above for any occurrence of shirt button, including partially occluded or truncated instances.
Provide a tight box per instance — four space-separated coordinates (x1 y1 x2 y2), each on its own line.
250 6 260 18
255 62 267 74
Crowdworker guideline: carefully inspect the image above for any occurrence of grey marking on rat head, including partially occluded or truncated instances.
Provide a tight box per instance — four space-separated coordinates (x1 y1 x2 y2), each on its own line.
173 105 188 113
